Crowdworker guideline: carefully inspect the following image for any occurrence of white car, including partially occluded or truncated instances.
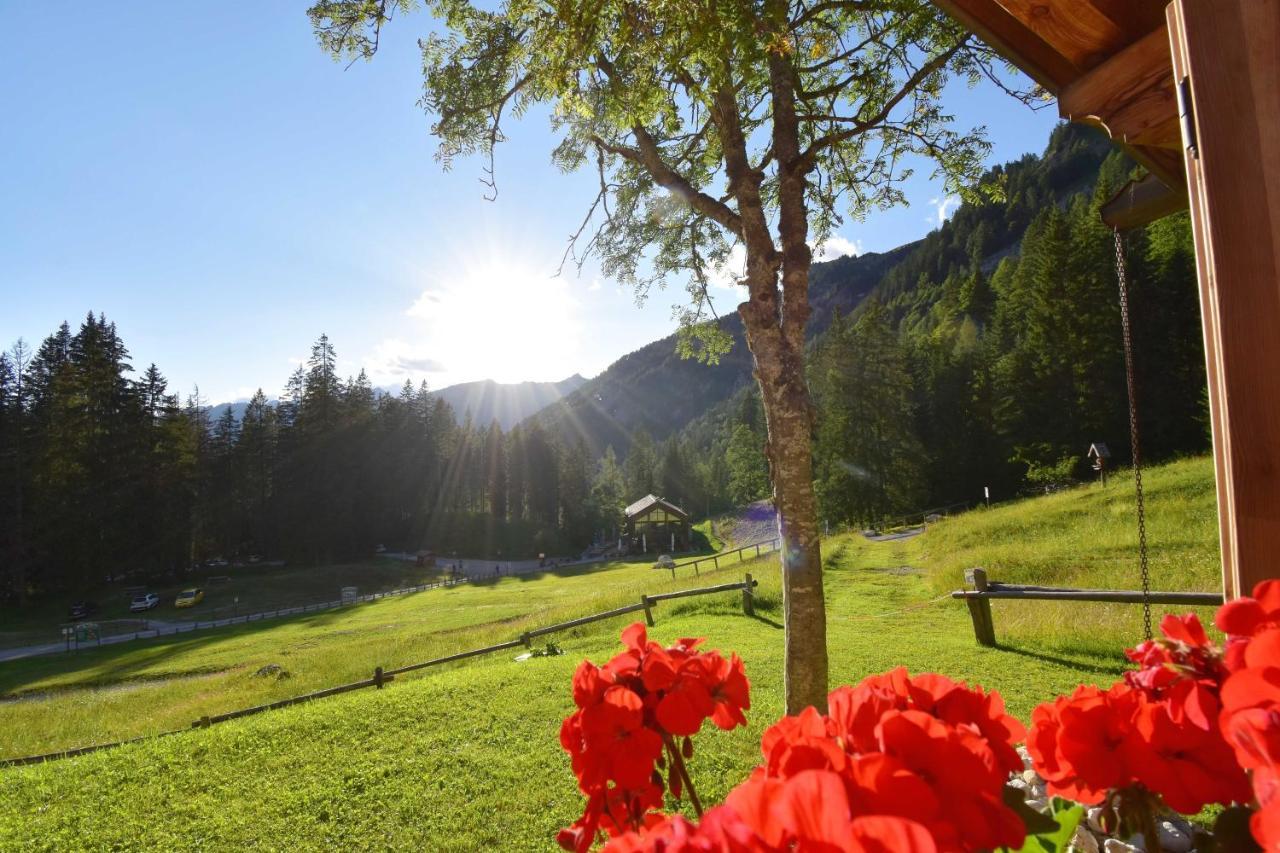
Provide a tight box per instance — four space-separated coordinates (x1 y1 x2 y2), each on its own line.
129 592 161 612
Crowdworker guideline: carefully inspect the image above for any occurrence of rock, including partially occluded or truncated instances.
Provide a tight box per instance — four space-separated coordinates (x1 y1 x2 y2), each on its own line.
1021 769 1041 785
1103 839 1142 853
1025 797 1049 813
1018 746 1035 770
1008 777 1030 792
1087 807 1108 835
1156 820 1193 853
1070 826 1100 853
253 663 290 679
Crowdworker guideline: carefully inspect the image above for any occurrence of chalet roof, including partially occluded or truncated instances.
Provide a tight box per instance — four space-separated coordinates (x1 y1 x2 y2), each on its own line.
625 494 691 520
932 0 1186 201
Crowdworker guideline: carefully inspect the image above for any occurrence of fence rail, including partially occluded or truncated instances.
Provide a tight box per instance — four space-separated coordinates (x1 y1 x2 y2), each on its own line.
1 574 759 769
952 567 1223 646
669 539 779 576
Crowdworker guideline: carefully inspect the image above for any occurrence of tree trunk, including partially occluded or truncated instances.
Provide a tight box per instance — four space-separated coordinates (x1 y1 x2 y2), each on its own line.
739 298 829 715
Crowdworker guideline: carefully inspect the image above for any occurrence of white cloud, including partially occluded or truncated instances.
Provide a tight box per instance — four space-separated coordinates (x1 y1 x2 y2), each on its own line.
812 235 863 263
930 195 961 227
708 234 861 289
588 277 602 292
707 244 748 291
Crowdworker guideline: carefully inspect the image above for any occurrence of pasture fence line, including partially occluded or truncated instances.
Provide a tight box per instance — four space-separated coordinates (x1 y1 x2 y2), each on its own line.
666 539 780 577
0 574 759 770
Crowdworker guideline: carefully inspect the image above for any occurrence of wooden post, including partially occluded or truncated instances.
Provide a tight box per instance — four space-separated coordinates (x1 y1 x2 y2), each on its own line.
742 574 755 616
963 568 996 647
1168 0 1280 600
521 632 532 648
640 595 655 627
374 666 385 689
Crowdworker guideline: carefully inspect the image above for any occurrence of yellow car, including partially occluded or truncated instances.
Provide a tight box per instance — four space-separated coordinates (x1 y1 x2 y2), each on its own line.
175 588 205 608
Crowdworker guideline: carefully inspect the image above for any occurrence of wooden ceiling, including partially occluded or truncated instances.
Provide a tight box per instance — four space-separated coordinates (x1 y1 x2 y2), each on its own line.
933 0 1186 193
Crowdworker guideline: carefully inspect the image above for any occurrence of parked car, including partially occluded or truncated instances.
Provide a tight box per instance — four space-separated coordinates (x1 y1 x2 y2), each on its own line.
129 592 161 612
174 588 205 608
67 600 98 620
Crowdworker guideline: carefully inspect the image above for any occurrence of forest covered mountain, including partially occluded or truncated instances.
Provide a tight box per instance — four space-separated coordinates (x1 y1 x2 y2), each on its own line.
526 245 914 458
209 375 587 431
427 375 586 430
526 122 1121 459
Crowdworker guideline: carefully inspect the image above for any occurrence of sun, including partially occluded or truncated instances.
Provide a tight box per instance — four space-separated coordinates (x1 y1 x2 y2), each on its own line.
404 256 583 385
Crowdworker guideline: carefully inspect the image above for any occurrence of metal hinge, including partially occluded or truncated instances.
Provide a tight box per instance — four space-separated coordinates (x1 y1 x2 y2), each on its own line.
1177 76 1199 159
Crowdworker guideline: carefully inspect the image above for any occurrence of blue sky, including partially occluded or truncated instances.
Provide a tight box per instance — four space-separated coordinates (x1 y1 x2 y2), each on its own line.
0 3 1059 403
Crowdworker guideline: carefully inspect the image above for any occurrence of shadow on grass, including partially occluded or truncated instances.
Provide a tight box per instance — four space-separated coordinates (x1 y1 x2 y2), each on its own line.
990 642 1128 680
749 613 784 630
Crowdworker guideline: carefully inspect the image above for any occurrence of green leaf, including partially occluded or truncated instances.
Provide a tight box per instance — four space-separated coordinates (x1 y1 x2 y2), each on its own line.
1003 789 1084 853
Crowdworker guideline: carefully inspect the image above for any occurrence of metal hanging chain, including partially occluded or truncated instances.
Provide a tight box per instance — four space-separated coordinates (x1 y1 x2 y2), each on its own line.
1113 227 1152 641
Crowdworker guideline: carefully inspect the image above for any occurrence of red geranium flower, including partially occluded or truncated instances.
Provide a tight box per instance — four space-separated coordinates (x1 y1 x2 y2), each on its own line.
1217 580 1280 672
559 624 752 849
1028 684 1138 804
1121 694 1252 813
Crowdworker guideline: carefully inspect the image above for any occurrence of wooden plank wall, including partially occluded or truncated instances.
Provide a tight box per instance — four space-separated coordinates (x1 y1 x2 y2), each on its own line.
1169 0 1280 599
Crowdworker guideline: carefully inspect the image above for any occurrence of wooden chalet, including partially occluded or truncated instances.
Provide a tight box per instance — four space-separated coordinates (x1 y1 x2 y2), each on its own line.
928 0 1279 598
625 494 692 553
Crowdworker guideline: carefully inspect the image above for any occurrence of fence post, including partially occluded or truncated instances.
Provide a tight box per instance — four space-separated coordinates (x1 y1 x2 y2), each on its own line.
374 666 385 689
963 568 996 647
713 555 719 570
640 595 655 627
521 633 532 649
742 574 754 616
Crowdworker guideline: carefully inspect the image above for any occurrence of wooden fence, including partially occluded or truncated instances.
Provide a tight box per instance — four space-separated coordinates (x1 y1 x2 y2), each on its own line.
952 567 1223 646
1 574 759 769
667 540 780 577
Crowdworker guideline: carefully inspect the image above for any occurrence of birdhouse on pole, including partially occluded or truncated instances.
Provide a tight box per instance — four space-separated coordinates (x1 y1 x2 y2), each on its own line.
1088 443 1112 486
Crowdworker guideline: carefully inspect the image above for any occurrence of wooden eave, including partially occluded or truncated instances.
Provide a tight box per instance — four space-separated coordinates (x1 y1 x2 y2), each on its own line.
933 0 1189 204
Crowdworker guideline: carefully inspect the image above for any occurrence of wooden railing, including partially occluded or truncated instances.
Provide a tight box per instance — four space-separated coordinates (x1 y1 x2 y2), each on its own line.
952 567 1223 646
665 539 780 577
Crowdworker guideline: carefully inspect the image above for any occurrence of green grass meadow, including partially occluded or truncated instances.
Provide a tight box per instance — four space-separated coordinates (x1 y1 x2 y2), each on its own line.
0 457 1222 850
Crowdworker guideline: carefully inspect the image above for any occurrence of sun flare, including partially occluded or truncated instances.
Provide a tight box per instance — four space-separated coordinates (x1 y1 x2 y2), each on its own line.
374 256 583 387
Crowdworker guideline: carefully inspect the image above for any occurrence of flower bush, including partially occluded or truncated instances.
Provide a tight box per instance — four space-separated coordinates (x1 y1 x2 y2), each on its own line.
558 580 1280 852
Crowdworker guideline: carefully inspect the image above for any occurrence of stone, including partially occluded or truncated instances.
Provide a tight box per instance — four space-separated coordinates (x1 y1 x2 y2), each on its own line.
1021 769 1041 785
1156 820 1193 853
1024 797 1049 813
1103 838 1142 853
1087 807 1108 834
253 663 290 679
1069 826 1100 853
1008 777 1030 793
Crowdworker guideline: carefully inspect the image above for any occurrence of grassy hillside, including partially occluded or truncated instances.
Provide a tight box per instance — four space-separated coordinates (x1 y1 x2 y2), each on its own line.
0 557 759 760
0 457 1221 849
912 455 1221 652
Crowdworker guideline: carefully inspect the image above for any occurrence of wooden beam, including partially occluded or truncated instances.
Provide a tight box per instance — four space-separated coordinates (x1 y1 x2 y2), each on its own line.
1100 172 1187 230
931 0 1079 91
1059 25 1180 150
998 0 1131 70
1169 0 1280 599
1072 0 1170 39
1122 144 1185 192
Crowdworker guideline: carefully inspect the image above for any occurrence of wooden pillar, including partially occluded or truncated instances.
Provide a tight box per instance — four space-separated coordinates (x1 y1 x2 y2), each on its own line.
1168 0 1280 599
964 568 996 647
